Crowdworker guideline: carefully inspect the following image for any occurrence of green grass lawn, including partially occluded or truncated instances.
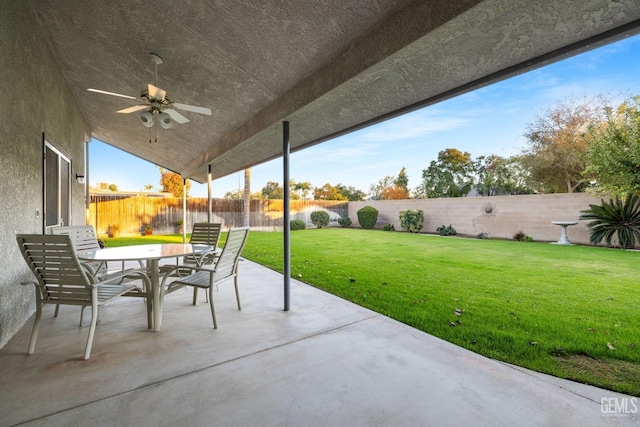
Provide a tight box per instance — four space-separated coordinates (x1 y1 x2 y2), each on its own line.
99 234 191 247
106 229 640 396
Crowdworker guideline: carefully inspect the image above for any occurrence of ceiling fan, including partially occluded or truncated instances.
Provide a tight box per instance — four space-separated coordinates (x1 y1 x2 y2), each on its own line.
87 53 211 130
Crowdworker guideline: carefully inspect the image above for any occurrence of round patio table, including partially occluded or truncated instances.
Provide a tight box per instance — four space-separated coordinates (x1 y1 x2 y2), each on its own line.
78 244 213 331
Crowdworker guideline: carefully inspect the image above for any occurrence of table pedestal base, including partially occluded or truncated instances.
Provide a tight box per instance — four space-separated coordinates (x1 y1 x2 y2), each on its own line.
551 221 578 245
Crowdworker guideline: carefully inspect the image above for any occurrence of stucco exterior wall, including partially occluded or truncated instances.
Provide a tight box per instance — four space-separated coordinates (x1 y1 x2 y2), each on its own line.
349 193 602 245
0 2 90 348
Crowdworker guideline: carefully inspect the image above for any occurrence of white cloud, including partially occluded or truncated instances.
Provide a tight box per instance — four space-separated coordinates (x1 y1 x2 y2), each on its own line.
356 109 473 142
293 140 383 163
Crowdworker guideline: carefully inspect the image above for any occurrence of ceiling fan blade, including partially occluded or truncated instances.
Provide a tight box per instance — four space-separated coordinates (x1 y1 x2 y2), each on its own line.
173 103 212 115
148 84 166 101
87 88 137 100
117 105 150 114
164 108 190 124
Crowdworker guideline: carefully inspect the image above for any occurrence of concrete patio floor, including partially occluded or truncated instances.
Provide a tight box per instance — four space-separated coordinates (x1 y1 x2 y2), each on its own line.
1 259 637 427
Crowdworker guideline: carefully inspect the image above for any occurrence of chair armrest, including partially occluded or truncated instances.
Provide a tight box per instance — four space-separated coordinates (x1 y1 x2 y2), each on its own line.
80 262 99 276
94 269 151 290
191 246 219 266
160 265 213 287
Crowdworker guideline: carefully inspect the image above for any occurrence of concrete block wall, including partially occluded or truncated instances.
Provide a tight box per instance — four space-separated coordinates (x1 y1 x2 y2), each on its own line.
349 193 602 245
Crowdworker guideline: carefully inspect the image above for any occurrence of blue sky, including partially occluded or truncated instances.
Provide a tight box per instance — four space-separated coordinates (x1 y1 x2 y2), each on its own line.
90 34 640 198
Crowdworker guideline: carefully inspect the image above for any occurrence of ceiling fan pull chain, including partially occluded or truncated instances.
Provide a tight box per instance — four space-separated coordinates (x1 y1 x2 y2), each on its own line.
154 118 158 143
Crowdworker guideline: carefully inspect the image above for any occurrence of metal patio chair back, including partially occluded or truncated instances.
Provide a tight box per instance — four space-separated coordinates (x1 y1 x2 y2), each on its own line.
16 234 150 360
186 222 222 266
161 227 250 328
51 225 106 277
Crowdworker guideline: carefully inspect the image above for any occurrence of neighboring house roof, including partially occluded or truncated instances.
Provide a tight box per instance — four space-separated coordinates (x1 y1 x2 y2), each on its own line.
89 185 171 199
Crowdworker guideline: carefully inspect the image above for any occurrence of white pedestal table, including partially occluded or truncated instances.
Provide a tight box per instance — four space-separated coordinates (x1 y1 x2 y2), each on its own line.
78 243 213 331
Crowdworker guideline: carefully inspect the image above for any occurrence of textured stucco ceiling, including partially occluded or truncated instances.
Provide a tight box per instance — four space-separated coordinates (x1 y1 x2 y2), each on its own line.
29 0 640 183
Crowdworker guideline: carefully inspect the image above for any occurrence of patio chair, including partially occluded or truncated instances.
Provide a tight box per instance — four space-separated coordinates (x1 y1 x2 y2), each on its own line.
185 222 222 265
16 234 152 360
51 224 146 273
50 225 146 320
51 225 107 278
162 222 222 302
160 227 249 329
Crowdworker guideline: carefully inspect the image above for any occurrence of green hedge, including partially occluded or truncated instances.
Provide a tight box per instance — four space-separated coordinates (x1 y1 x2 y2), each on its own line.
436 224 457 236
338 217 352 227
357 206 378 229
399 209 424 233
290 219 306 230
310 211 330 228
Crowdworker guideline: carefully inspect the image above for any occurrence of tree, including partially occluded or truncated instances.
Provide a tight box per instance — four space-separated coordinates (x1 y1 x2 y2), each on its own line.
381 184 409 200
293 181 313 200
584 97 640 196
370 175 393 200
224 189 264 200
369 176 391 200
108 183 118 192
370 167 410 200
395 167 409 192
224 189 243 200
260 180 303 200
521 97 605 193
335 184 366 201
474 155 534 196
261 181 284 199
143 184 154 191
416 148 474 198
160 169 191 197
314 183 348 200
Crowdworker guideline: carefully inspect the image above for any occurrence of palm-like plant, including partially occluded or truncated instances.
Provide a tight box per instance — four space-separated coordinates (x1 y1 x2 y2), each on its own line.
579 193 640 249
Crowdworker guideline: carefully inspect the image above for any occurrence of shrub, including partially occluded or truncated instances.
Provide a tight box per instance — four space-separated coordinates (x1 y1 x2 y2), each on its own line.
106 224 120 238
579 193 640 249
513 231 533 242
290 219 306 230
338 217 352 227
383 224 395 231
310 210 330 228
476 232 490 239
399 209 424 233
357 206 379 229
436 224 457 236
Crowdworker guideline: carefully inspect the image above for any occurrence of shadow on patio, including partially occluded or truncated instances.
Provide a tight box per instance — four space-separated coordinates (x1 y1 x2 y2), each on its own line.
0 259 636 426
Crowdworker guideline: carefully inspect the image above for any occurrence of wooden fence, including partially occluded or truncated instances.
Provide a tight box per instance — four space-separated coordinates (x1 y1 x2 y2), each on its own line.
89 195 348 235
90 193 622 246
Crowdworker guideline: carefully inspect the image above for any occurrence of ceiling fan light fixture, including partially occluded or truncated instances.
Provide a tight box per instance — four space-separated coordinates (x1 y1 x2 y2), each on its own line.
87 53 212 134
158 112 172 129
140 110 154 127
